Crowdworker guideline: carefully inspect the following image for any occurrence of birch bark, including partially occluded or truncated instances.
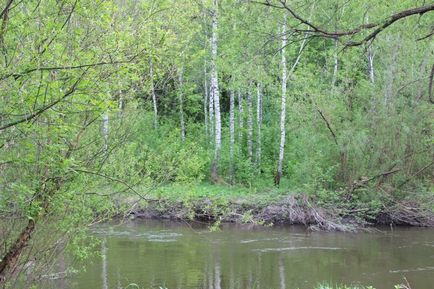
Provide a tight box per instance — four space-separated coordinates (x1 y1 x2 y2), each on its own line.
246 85 253 160
255 83 263 167
149 58 158 129
204 61 209 139
229 90 235 182
366 16 375 84
276 13 287 186
238 89 243 144
102 112 109 155
210 0 221 181
275 10 310 185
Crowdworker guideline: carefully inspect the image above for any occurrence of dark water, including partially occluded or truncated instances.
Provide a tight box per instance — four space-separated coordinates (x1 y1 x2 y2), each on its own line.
59 220 434 289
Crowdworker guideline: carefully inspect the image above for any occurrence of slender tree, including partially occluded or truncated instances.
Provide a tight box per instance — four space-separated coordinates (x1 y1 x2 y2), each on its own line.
238 89 244 144
204 61 209 139
275 13 288 186
255 83 263 167
229 89 235 183
210 0 221 181
246 84 253 160
149 57 158 129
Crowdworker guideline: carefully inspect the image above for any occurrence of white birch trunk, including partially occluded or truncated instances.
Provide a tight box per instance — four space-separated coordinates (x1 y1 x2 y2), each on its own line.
229 90 235 183
255 83 263 167
204 61 209 139
275 11 310 185
102 113 109 155
276 13 288 186
149 58 158 130
247 85 253 160
178 68 186 142
210 0 221 180
238 89 243 144
209 79 214 144
367 43 375 84
366 16 375 84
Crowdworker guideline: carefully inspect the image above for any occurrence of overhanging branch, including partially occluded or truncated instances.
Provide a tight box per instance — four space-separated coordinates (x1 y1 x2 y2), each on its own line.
255 1 434 47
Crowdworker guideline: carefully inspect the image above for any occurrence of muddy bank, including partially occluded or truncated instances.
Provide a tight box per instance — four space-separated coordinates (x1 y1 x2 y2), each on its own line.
125 194 434 232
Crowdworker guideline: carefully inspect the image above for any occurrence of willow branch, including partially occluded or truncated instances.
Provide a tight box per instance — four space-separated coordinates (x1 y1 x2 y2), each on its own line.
0 72 85 131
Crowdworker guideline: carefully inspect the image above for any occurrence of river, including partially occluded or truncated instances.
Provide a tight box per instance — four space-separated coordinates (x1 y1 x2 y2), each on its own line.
49 220 434 289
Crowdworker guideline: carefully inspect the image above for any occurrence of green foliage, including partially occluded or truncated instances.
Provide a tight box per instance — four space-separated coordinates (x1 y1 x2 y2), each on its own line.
0 0 433 285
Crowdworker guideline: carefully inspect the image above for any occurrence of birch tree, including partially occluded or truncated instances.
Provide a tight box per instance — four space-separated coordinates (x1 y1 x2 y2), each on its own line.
366 16 375 84
229 90 235 183
102 113 109 155
204 61 209 139
275 13 288 186
210 0 221 181
209 74 214 144
367 43 375 83
255 83 263 167
275 7 310 186
238 89 244 144
246 85 254 160
149 58 158 129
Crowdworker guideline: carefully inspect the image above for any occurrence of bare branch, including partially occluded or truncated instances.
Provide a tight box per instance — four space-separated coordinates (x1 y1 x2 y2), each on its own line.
254 1 434 47
317 108 338 146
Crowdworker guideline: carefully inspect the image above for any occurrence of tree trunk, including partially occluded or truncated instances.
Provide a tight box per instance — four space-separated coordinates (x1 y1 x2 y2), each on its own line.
178 67 186 142
204 61 209 139
210 0 221 182
238 89 243 145
367 43 375 83
229 90 235 183
255 83 263 168
365 16 375 84
149 58 158 130
246 84 253 160
0 219 35 281
102 112 109 155
276 13 287 186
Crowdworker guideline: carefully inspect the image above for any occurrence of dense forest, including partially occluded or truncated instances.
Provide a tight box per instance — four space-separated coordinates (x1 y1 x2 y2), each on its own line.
0 0 433 286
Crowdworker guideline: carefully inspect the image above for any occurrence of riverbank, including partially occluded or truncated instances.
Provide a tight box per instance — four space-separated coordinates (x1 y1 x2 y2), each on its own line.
123 183 434 232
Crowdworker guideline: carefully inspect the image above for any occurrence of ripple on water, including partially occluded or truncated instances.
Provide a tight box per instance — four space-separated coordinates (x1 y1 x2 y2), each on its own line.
252 246 343 253
389 266 434 273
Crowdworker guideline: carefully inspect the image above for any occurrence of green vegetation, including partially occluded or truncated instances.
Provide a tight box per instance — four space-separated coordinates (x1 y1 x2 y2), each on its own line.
0 0 433 286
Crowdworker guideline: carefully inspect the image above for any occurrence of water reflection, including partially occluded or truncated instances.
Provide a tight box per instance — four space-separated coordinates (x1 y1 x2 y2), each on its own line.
55 220 434 289
101 238 108 289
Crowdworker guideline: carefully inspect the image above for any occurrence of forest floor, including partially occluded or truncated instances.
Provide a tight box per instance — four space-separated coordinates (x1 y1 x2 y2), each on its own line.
122 183 434 232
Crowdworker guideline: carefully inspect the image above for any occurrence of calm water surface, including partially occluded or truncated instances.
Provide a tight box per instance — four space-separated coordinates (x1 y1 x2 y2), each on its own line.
58 220 434 289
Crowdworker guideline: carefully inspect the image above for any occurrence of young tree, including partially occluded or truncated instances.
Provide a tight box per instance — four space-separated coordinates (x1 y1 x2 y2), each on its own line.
229 90 235 182
246 84 254 160
210 0 222 182
255 83 263 167
275 13 288 186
